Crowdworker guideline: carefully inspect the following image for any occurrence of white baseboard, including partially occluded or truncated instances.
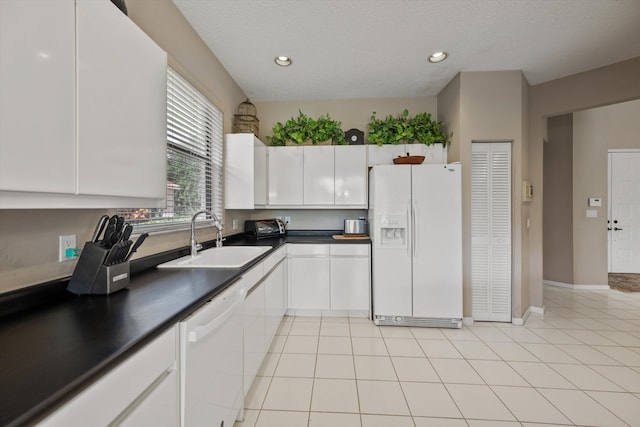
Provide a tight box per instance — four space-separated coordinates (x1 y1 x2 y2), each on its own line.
512 307 531 326
512 304 546 326
462 317 474 326
544 280 609 290
529 305 545 315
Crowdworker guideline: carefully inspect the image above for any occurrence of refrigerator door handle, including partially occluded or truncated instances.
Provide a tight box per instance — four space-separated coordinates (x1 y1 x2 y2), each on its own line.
413 200 419 257
407 201 412 256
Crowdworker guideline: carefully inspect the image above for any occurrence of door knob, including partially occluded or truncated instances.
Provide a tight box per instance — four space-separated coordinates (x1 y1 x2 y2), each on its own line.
614 227 624 231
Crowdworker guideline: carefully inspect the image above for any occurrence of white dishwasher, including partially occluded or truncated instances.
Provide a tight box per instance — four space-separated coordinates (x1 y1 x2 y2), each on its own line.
179 279 245 427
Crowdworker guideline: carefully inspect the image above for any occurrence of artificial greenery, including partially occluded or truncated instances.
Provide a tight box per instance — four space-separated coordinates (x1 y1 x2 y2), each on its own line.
367 109 451 146
266 110 347 146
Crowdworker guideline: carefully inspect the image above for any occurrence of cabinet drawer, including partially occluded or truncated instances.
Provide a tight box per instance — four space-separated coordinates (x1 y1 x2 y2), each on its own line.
242 261 264 293
263 246 286 272
39 327 177 426
330 244 370 256
288 244 330 256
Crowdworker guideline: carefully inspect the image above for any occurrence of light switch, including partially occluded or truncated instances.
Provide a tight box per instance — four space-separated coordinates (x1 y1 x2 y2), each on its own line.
586 210 598 218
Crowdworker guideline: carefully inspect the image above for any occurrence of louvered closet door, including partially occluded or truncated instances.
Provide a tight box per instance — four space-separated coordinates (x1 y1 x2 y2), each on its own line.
471 142 512 322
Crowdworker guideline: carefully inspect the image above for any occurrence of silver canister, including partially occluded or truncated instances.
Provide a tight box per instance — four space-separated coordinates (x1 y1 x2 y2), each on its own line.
344 218 367 235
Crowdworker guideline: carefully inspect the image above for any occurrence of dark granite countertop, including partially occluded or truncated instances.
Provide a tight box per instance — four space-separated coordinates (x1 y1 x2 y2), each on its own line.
0 231 369 426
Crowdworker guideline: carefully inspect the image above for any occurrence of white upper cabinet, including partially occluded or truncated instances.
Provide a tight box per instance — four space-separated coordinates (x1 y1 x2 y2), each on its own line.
75 0 167 200
268 146 304 206
0 0 76 194
367 143 447 166
335 145 367 206
303 145 334 205
0 0 167 208
266 145 367 209
224 133 267 209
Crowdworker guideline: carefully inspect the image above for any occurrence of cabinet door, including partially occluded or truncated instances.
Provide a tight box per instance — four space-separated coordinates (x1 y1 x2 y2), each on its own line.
330 257 370 311
367 144 404 167
303 146 334 205
0 0 76 193
254 138 267 206
38 327 177 426
243 283 265 396
335 145 367 206
264 260 286 348
289 258 330 310
406 143 447 164
118 369 178 427
76 0 167 199
268 146 303 205
225 134 255 209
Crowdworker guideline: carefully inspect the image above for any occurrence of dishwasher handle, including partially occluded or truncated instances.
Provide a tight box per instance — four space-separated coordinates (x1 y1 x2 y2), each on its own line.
188 286 246 343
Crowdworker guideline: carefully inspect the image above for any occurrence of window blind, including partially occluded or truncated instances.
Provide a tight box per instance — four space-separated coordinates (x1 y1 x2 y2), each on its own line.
118 67 223 231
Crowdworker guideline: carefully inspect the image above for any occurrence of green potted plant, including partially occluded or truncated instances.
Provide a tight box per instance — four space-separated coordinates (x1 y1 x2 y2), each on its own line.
367 109 450 146
266 110 346 146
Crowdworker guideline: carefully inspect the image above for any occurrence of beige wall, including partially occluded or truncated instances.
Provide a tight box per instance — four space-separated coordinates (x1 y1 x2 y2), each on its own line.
254 97 437 144
438 71 530 319
438 74 462 163
544 114 574 284
529 57 640 307
0 0 249 293
571 99 640 285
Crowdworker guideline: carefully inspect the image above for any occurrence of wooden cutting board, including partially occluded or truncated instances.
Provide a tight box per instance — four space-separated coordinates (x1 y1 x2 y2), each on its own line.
332 234 370 240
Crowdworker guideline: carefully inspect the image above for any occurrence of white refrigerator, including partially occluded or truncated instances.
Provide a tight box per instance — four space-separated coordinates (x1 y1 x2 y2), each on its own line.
369 164 462 328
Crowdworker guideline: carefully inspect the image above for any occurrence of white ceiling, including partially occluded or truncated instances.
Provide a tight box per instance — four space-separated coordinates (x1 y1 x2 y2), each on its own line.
173 0 640 102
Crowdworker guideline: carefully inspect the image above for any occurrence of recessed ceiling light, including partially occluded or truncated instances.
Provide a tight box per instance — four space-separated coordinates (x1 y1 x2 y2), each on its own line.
274 56 292 67
428 51 448 63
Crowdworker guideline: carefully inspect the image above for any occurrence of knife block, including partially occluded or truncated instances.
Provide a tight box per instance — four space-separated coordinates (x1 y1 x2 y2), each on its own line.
67 242 130 295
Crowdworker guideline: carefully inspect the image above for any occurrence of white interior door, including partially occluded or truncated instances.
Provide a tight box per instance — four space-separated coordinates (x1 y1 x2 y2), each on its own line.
471 142 512 322
609 151 640 273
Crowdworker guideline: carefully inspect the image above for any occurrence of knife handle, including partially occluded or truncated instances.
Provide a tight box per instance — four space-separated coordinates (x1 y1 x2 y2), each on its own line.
120 223 133 243
126 232 148 261
92 215 109 242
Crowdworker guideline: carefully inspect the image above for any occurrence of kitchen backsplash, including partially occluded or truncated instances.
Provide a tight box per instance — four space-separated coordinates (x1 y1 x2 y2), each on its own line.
250 209 367 231
0 209 252 294
0 208 360 294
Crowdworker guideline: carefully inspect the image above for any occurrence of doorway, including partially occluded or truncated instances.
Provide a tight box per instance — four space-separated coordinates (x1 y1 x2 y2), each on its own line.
608 150 640 273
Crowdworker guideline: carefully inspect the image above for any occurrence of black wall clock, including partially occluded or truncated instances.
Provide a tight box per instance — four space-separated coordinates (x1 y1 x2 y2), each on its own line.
345 128 364 145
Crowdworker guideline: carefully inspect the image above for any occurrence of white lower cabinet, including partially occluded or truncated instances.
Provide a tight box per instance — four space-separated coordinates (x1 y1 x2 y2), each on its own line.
264 253 287 346
330 245 371 312
288 244 371 317
39 246 291 427
243 247 287 397
38 327 178 426
290 257 331 311
243 262 266 397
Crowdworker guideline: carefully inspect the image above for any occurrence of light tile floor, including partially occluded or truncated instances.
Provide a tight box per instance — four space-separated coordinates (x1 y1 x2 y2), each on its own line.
235 285 640 426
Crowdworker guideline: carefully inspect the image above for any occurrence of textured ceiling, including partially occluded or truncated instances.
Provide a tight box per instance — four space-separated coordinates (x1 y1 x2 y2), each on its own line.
173 0 640 101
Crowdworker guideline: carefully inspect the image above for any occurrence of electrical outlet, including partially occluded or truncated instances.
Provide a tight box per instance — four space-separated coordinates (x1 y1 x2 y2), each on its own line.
284 216 291 225
232 219 239 230
59 234 77 262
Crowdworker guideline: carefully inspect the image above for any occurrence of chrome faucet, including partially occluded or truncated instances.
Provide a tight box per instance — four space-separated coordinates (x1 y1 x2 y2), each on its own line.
190 210 223 256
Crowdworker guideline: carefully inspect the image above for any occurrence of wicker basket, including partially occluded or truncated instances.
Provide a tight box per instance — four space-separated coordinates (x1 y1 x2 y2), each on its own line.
393 155 425 165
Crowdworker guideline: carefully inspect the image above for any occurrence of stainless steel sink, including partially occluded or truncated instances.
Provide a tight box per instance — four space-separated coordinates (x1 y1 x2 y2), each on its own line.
157 246 271 269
